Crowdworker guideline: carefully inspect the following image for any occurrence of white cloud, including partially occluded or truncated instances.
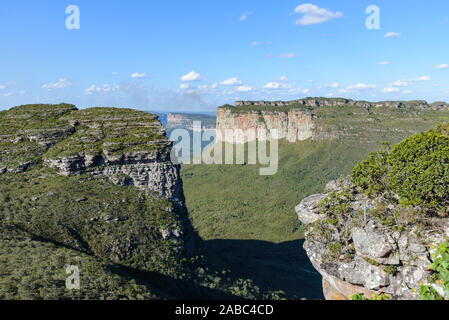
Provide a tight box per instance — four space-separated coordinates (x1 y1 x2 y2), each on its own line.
131 72 147 79
325 82 339 88
346 83 376 90
264 82 281 89
294 3 343 26
301 88 310 94
0 85 5 90
85 84 120 95
239 12 252 22
42 78 72 90
111 72 119 75
263 82 291 89
251 41 261 46
382 86 400 93
179 84 190 89
436 64 449 69
236 85 253 92
402 90 413 94
384 32 401 38
181 71 201 82
3 92 12 97
390 80 409 87
414 75 431 81
378 61 390 65
279 75 289 81
265 53 301 59
221 77 243 86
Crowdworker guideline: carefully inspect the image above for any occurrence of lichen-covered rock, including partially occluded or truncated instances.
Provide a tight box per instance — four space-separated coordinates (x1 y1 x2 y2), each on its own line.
42 107 184 203
295 194 327 224
297 176 448 300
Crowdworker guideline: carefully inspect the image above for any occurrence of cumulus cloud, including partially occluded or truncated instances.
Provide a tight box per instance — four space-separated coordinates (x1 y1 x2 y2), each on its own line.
179 84 190 89
390 80 409 87
3 92 12 97
378 61 390 65
181 71 201 82
263 82 291 89
382 86 400 93
239 12 252 22
436 64 449 69
414 75 431 81
384 32 401 38
294 3 343 26
346 83 376 90
279 75 289 81
42 78 72 90
221 77 243 86
131 72 148 79
236 85 253 92
85 84 120 95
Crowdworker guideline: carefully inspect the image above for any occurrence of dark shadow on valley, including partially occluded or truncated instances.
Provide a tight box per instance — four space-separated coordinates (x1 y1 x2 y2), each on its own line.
197 238 324 300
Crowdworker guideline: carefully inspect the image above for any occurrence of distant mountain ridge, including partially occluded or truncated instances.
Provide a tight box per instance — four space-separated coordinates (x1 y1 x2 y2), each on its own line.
234 97 449 110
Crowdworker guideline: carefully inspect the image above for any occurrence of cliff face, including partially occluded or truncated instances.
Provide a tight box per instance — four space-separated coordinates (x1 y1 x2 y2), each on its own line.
42 108 184 203
216 108 315 143
0 104 195 299
166 113 216 132
296 178 449 300
236 98 449 110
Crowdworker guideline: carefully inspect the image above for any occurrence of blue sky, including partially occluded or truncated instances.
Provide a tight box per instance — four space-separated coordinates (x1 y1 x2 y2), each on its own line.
0 0 449 112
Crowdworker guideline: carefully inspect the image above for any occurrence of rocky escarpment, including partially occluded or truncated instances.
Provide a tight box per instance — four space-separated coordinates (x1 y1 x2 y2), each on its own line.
42 108 184 203
296 178 448 300
216 107 315 143
296 126 449 300
166 113 216 132
0 104 196 299
236 98 449 110
217 98 449 145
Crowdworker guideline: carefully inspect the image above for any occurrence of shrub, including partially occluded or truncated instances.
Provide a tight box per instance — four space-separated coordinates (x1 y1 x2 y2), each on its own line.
351 126 449 209
387 130 449 208
351 150 389 195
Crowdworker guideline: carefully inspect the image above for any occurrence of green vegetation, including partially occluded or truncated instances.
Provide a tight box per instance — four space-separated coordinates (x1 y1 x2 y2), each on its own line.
350 293 392 300
420 242 449 300
351 124 449 210
183 139 374 242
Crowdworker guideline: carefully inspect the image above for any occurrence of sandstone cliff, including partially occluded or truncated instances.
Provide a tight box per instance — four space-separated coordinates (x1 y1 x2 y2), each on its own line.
216 98 449 145
236 97 449 110
216 107 315 143
166 113 216 132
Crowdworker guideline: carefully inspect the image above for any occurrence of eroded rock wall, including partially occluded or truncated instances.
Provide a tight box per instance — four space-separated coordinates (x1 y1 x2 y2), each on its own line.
296 178 449 300
216 108 315 143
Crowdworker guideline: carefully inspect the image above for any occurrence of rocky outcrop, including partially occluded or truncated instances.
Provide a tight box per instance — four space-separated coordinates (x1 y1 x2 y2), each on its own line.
216 107 315 143
296 178 449 300
235 98 449 110
166 113 216 132
43 108 184 203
